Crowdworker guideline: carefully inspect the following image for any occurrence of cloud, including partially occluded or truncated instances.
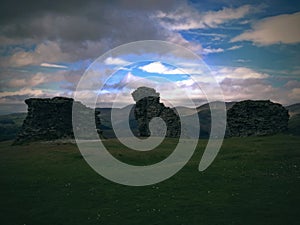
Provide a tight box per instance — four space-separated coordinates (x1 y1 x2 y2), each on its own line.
220 79 276 101
98 73 206 108
139 61 186 74
0 2 171 43
0 2 175 65
104 57 130 66
0 87 69 104
212 67 269 80
219 77 300 105
0 1 202 65
2 70 68 89
106 72 151 90
24 66 290 108
227 45 242 50
165 32 202 52
289 88 300 100
7 73 46 88
40 63 68 69
0 0 178 27
60 69 86 91
100 64 272 107
231 11 300 45
202 47 224 54
0 88 44 99
173 64 268 81
156 5 253 31
285 80 300 89
3 41 70 67
99 66 273 107
0 1 299 110
201 5 252 28
236 59 250 63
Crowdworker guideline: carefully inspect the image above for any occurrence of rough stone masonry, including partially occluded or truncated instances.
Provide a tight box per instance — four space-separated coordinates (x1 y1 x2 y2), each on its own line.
14 97 101 144
132 87 180 138
226 100 289 137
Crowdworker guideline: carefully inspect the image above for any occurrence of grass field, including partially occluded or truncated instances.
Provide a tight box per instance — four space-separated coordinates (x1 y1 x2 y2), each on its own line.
0 135 299 225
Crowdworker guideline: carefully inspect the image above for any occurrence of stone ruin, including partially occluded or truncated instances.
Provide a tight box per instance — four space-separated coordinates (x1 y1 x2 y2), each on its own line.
14 97 101 144
226 100 289 137
13 94 290 144
132 87 180 138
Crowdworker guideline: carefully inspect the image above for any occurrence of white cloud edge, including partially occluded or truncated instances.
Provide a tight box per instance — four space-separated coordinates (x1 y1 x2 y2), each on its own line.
231 11 300 45
40 63 68 69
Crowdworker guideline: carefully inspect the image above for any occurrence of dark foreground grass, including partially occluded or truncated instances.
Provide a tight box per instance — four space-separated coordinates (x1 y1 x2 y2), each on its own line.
0 135 299 225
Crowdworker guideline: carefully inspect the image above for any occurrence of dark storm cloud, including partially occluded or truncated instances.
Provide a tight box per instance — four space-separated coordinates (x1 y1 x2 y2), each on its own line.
0 0 179 43
0 0 177 23
0 0 187 63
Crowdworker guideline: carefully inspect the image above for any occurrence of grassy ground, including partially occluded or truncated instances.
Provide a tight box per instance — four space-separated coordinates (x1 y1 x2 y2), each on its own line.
0 135 299 225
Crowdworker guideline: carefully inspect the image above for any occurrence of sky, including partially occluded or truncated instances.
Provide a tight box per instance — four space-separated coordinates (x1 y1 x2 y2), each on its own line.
0 0 300 114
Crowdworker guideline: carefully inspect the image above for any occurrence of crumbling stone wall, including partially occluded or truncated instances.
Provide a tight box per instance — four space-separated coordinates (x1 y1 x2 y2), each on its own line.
226 100 289 137
132 87 180 137
14 97 101 144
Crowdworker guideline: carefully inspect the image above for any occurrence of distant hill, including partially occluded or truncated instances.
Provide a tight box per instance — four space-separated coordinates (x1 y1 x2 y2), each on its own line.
0 113 27 141
286 103 300 117
174 106 197 116
289 113 300 135
96 105 138 138
285 104 300 135
196 101 236 112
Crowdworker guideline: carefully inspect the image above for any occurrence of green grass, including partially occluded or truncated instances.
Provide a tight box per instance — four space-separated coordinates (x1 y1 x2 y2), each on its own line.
0 135 299 225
